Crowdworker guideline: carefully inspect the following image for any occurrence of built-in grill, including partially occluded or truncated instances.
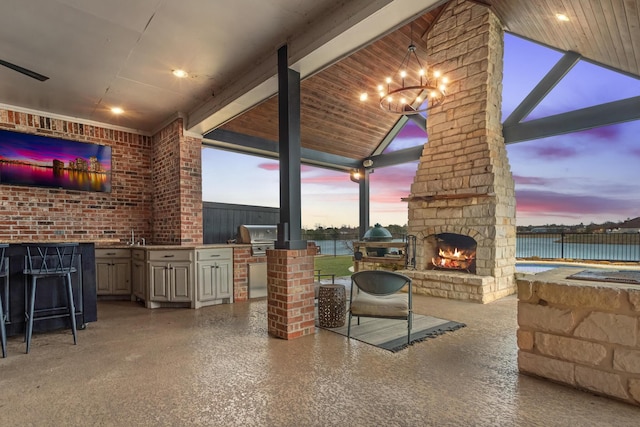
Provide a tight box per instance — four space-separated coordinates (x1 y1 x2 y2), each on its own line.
237 225 278 256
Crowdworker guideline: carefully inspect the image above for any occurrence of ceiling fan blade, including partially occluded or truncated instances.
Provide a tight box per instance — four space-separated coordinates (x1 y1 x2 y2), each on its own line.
0 59 49 81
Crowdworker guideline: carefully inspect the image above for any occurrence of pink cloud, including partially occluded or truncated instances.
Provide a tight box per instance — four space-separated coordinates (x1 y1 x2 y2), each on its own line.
258 162 279 171
532 145 577 159
513 175 553 186
576 125 620 141
516 189 632 216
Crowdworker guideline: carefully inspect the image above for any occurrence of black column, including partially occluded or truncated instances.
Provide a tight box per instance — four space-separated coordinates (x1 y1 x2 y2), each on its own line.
276 44 306 250
358 168 370 240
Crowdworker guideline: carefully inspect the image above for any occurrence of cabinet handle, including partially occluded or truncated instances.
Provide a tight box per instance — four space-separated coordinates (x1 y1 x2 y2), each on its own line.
106 252 116 256
163 255 175 258
209 254 220 258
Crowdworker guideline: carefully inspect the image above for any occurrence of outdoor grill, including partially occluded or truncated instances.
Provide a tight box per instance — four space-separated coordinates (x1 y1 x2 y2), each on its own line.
237 225 278 256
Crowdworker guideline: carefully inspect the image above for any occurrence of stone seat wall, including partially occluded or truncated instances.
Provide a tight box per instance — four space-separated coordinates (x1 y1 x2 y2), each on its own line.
517 268 640 406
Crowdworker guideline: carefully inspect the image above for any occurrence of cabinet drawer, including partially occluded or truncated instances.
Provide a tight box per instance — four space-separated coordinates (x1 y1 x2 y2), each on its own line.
196 248 233 261
96 248 131 259
148 249 193 262
131 249 146 261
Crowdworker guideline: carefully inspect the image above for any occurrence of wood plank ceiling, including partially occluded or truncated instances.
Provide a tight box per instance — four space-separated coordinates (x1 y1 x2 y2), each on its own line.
216 0 640 164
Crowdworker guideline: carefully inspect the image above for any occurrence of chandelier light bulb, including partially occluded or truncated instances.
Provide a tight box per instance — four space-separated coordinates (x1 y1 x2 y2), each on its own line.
419 69 425 76
416 96 423 102
439 85 446 92
360 93 368 101
377 84 383 91
387 96 393 102
386 77 392 84
400 70 407 78
442 77 449 84
400 98 406 104
434 70 441 78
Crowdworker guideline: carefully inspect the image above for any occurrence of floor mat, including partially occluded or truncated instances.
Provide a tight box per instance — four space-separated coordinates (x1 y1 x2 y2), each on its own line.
318 314 466 352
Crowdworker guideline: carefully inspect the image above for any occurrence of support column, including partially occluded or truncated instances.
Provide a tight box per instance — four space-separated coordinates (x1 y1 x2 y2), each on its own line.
267 248 315 339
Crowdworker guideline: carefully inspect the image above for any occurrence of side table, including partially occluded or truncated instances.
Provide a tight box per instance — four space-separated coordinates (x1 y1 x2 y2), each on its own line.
318 284 346 328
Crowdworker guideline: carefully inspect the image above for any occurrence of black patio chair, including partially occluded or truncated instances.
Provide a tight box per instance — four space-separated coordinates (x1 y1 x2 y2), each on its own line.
348 270 412 345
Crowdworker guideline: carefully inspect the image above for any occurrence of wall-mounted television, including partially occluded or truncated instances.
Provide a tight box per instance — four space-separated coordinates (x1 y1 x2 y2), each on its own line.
0 129 112 193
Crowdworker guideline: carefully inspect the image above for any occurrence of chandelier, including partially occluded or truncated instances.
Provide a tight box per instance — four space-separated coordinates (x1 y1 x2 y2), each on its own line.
360 41 448 115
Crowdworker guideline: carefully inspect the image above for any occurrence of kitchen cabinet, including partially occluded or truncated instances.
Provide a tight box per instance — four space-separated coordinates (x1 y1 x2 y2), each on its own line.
147 249 194 308
195 248 233 308
131 249 146 301
95 248 131 296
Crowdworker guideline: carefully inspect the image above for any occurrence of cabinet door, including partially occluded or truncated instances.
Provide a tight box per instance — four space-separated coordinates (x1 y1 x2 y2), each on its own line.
170 263 191 302
197 262 217 302
132 260 146 299
96 260 112 295
149 263 170 301
216 259 233 300
112 260 131 294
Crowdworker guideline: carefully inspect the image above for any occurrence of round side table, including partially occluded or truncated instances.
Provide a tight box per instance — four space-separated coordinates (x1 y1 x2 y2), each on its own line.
318 284 346 328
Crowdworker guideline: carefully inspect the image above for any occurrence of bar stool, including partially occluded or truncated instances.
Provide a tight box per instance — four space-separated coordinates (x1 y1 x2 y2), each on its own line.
0 243 8 358
23 243 78 354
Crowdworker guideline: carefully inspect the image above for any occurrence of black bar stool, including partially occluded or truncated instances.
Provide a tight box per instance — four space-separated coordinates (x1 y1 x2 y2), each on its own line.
23 243 78 354
0 243 8 358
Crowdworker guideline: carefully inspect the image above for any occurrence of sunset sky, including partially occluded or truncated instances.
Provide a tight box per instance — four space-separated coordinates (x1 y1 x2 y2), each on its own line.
202 34 640 229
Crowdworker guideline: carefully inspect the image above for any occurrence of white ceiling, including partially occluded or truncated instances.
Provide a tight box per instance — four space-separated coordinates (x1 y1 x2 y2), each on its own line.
0 0 442 135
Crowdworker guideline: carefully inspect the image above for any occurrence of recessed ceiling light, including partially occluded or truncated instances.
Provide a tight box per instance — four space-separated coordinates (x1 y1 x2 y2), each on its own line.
111 107 124 115
556 13 569 22
172 69 188 78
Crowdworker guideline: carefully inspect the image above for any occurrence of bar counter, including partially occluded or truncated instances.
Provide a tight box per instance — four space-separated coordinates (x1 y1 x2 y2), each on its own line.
3 242 97 337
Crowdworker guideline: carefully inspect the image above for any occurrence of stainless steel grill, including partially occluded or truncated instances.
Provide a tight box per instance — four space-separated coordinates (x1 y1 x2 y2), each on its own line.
237 225 277 256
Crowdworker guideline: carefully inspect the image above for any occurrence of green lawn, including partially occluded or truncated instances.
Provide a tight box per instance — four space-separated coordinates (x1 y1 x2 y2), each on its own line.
314 255 353 278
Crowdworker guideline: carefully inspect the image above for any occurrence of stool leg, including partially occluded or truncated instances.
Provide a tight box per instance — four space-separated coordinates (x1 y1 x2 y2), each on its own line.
0 290 6 358
25 277 37 354
65 273 77 345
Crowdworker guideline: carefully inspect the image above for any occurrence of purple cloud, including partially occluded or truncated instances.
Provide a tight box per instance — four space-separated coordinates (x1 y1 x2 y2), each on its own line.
513 175 553 186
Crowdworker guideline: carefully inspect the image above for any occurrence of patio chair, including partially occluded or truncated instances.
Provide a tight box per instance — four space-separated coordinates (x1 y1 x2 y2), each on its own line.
348 270 412 345
23 243 79 353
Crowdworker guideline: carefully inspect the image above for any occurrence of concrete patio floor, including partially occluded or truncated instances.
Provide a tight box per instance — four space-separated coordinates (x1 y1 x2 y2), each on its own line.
1 290 639 426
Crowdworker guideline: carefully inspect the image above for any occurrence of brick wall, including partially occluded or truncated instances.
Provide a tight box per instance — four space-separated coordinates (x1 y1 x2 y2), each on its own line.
0 107 153 242
152 119 202 245
0 108 203 245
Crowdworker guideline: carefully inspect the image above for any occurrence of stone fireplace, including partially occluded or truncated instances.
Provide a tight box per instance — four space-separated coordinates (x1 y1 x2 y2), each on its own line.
400 0 516 303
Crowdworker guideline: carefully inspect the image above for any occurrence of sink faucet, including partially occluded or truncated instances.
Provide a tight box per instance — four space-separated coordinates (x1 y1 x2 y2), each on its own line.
140 237 146 246
129 229 135 246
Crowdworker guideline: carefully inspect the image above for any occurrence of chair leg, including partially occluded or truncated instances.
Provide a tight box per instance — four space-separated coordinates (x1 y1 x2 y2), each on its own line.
25 277 37 354
347 312 352 339
0 291 6 358
65 273 77 345
407 312 413 346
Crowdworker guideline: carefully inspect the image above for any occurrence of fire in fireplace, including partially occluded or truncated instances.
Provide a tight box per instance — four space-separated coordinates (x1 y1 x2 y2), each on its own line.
429 233 477 273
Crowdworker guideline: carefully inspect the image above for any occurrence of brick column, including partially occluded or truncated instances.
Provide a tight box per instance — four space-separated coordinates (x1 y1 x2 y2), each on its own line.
266 248 315 339
152 118 203 245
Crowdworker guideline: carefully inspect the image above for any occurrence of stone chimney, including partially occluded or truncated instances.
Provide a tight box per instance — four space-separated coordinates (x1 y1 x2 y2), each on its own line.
403 0 516 303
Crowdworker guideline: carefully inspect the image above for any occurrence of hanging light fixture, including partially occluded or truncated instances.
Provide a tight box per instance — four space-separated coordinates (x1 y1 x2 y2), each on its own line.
361 31 448 115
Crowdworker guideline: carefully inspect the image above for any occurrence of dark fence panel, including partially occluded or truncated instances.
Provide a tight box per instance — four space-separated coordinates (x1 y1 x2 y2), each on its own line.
516 232 640 262
203 202 279 244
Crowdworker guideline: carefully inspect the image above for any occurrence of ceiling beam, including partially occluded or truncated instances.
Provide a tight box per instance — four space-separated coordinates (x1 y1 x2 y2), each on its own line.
186 0 443 135
203 128 359 170
503 51 581 126
365 145 423 168
503 96 640 144
373 116 409 156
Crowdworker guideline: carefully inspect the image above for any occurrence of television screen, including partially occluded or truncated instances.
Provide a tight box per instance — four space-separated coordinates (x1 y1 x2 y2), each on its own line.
0 128 112 192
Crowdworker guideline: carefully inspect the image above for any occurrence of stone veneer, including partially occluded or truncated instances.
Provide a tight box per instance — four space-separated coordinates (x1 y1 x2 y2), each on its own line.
518 269 640 406
403 0 516 303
